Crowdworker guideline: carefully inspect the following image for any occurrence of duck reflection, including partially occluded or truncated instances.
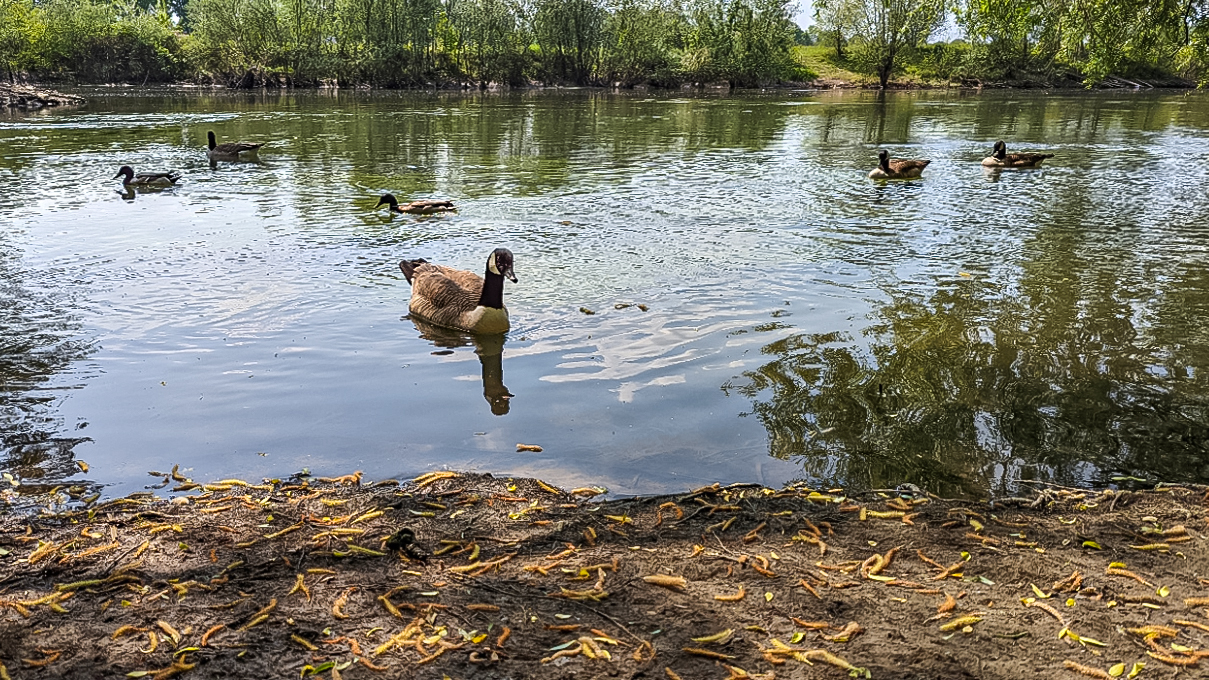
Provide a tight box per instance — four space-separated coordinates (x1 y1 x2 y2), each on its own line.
408 317 513 415
115 184 177 202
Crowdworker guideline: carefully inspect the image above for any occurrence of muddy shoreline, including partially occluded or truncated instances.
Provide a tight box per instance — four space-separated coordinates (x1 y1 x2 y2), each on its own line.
2 471 1207 679
0 84 83 108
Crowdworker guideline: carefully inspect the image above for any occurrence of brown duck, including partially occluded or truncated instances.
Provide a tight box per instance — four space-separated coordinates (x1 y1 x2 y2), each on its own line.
981 140 1054 168
377 193 456 215
114 166 181 186
207 130 265 161
868 150 930 179
399 249 517 334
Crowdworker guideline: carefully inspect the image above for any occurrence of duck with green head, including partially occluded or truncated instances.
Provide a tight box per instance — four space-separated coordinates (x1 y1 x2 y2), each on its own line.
114 166 181 186
376 193 457 215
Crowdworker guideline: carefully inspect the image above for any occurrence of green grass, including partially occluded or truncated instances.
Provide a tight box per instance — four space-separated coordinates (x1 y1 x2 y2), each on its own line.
792 44 959 87
792 45 868 84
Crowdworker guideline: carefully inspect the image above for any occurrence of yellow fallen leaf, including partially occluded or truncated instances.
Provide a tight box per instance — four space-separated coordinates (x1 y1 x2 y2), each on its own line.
1030 584 1050 599
764 592 773 602
642 575 686 590
690 629 733 645
1108 663 1125 677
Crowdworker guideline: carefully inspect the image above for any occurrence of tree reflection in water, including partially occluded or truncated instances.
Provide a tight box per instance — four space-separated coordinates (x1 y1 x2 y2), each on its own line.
0 244 96 499
729 271 1209 498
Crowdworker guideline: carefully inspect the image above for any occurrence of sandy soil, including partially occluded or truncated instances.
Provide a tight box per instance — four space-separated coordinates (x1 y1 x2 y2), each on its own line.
2 471 1208 680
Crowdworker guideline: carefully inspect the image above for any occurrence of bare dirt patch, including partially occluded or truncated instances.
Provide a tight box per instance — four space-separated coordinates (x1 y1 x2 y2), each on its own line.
2 471 1208 679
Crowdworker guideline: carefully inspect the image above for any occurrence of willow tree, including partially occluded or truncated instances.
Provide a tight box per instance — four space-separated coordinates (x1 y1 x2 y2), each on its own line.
683 0 797 86
955 0 1046 79
189 0 286 76
599 0 679 85
533 0 605 83
447 0 530 86
0 0 36 80
1045 0 1208 84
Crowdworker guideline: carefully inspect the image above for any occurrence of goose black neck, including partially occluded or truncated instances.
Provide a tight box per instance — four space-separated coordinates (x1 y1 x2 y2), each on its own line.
478 269 506 309
879 157 890 172
207 131 216 150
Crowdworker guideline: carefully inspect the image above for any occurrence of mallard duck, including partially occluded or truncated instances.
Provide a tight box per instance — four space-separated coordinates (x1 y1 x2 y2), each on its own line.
113 166 181 186
981 140 1054 168
868 150 930 179
399 249 517 334
206 130 265 161
376 193 456 215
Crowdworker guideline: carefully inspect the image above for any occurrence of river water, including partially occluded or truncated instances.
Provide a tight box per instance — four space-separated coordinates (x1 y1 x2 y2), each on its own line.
2 88 1208 500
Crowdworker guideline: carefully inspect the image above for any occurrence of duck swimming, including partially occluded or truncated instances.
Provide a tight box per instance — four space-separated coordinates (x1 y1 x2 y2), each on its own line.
981 140 1054 168
206 130 265 161
376 193 457 215
399 249 517 334
868 150 931 179
113 166 181 186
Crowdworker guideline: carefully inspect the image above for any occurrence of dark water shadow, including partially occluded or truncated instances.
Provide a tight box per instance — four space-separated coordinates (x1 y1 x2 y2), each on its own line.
407 318 513 416
0 238 99 506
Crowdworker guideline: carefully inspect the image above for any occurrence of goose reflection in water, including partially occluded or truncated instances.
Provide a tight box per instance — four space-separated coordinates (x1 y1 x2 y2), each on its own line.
408 317 513 415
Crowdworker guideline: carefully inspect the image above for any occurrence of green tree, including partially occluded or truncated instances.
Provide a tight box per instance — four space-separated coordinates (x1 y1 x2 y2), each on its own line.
599 0 678 85
447 0 530 86
813 0 857 58
847 0 945 87
533 0 605 83
683 0 797 86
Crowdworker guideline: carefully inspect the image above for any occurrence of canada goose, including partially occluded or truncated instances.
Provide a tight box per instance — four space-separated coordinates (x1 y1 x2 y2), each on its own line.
399 248 517 334
868 150 930 179
376 193 456 215
981 140 1054 168
113 166 181 186
206 130 265 161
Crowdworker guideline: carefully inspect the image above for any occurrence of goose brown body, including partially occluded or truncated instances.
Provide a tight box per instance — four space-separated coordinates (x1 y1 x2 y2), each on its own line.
377 193 456 215
981 140 1053 168
868 150 931 179
399 249 516 334
114 166 181 186
207 130 265 160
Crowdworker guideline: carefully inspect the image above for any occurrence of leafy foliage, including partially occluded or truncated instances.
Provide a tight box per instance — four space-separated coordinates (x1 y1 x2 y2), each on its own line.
4 0 1209 86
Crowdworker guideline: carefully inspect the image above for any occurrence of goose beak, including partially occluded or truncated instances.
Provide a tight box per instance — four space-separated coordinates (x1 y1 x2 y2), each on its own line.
504 267 517 284
112 172 123 179
374 197 388 208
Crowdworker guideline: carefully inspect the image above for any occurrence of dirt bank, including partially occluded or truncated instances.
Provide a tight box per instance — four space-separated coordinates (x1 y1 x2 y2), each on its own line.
2 471 1208 679
1 84 83 108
